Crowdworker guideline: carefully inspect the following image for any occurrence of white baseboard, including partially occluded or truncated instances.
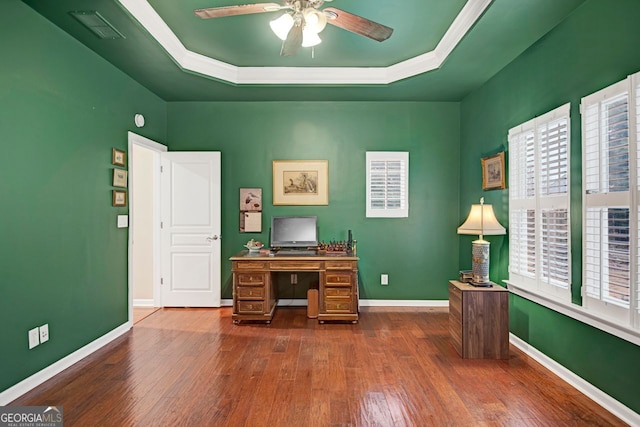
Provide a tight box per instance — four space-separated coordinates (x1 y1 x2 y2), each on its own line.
359 299 448 307
509 333 640 426
133 299 155 307
0 322 132 406
222 299 448 308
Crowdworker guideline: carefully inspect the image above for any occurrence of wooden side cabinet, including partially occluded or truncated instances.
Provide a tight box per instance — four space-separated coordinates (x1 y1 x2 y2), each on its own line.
449 280 509 359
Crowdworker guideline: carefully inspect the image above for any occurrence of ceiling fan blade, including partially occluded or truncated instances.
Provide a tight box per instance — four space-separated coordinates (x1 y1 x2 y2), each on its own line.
280 24 303 56
323 7 393 42
194 3 282 19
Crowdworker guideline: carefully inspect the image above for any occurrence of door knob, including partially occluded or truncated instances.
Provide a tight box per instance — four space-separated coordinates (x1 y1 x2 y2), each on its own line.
206 235 221 241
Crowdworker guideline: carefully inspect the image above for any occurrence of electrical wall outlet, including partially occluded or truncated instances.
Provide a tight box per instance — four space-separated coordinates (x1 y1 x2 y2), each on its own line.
39 324 49 343
291 273 297 285
381 274 389 285
28 328 40 349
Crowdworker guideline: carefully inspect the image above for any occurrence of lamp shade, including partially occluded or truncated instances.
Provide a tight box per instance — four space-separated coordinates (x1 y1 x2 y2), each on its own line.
302 28 322 47
457 203 505 237
303 8 327 33
270 13 294 41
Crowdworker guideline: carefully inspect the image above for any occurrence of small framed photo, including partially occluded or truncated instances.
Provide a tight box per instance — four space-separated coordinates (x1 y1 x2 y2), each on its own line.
112 169 128 188
240 211 262 233
240 188 262 211
481 152 506 190
112 190 127 207
112 148 126 167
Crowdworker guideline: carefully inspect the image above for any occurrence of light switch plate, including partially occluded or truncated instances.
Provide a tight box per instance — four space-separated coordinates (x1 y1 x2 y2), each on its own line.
28 328 39 349
117 215 129 228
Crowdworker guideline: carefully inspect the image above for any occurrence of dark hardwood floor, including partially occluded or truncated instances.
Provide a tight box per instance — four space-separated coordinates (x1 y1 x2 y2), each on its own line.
11 307 625 426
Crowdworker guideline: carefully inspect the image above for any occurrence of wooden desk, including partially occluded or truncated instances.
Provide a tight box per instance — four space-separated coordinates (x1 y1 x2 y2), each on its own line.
448 280 509 359
230 251 359 324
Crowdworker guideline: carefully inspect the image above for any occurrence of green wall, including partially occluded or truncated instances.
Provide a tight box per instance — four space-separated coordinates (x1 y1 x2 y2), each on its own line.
5 0 638 416
459 0 640 413
0 0 166 394
167 102 461 300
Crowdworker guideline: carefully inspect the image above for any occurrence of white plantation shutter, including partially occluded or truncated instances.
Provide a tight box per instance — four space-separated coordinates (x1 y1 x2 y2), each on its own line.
538 118 569 196
366 152 409 218
538 113 570 291
509 126 537 285
584 208 630 306
509 128 536 200
541 208 570 286
508 104 571 297
509 208 536 278
582 78 634 322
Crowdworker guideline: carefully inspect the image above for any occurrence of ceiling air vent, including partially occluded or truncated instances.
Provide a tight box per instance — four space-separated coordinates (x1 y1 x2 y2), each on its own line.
69 11 125 40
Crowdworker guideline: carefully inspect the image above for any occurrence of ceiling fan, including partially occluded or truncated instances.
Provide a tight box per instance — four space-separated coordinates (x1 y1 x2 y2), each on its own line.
194 0 393 57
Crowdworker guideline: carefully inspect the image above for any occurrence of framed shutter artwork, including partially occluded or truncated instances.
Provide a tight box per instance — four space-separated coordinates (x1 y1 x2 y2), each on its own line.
366 152 409 218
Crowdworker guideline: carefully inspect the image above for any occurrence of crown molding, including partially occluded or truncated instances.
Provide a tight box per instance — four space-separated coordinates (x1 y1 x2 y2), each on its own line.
117 0 492 86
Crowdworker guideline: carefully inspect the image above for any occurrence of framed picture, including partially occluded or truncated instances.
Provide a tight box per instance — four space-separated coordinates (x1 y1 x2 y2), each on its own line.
273 160 328 205
112 169 128 188
481 152 506 190
240 188 262 211
112 190 127 207
112 148 126 167
240 211 262 233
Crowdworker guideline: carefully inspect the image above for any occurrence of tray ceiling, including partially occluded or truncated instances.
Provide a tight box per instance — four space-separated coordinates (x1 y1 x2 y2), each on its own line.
22 0 587 101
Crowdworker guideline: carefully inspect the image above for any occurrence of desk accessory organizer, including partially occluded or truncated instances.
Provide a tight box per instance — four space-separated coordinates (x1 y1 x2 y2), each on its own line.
317 229 356 255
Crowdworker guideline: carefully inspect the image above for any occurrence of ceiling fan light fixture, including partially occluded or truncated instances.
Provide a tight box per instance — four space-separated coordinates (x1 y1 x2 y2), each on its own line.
303 8 326 34
301 28 321 47
269 13 294 41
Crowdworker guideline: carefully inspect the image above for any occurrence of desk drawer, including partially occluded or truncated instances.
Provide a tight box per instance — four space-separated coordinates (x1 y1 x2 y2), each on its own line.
237 301 264 313
325 287 351 298
235 261 268 270
237 286 265 299
236 273 265 286
325 299 352 313
326 261 356 270
326 272 352 286
269 261 322 271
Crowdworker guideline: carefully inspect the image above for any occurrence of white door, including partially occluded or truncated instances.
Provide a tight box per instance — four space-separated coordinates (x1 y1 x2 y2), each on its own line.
160 152 221 307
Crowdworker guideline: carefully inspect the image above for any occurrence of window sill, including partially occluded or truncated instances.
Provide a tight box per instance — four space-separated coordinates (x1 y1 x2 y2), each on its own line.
504 280 640 347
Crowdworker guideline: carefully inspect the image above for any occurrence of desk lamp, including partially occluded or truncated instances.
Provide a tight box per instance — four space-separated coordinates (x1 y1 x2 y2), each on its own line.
457 197 506 286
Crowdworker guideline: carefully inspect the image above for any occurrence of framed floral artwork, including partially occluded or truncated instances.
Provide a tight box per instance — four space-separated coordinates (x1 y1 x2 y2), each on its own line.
481 152 506 190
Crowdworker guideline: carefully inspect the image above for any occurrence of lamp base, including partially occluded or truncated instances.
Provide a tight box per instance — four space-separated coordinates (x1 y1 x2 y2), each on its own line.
471 239 490 283
469 281 493 288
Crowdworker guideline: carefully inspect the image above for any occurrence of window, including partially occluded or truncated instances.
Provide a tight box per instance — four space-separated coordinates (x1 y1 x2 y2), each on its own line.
366 152 409 218
508 104 571 300
581 72 640 328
